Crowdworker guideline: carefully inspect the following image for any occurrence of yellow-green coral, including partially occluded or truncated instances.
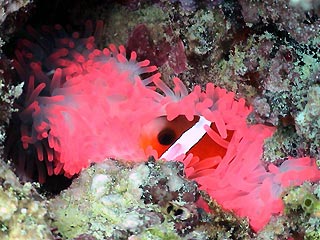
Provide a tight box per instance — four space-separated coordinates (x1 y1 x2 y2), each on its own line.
0 162 53 240
295 85 320 147
283 183 320 217
48 161 182 240
257 183 320 239
263 125 305 164
48 159 252 240
283 183 320 239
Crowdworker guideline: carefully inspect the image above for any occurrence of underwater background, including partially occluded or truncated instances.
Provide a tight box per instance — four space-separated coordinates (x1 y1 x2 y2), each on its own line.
0 0 319 239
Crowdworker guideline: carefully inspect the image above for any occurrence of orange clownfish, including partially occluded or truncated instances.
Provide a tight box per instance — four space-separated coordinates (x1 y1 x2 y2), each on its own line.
140 115 234 168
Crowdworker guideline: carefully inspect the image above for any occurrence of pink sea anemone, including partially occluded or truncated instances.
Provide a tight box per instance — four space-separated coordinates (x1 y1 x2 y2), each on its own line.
153 77 320 231
8 21 166 182
6 21 320 232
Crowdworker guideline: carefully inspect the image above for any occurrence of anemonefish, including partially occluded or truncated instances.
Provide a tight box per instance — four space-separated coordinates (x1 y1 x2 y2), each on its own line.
139 115 234 168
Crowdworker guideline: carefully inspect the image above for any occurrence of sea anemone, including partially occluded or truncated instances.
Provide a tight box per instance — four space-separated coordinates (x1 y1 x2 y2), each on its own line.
153 77 320 231
6 21 165 182
5 20 320 232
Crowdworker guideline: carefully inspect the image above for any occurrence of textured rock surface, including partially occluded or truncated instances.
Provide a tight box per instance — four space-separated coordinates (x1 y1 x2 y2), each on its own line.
0 0 319 239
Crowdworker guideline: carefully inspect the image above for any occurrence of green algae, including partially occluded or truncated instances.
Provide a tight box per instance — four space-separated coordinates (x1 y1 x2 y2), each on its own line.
100 4 168 47
184 9 228 56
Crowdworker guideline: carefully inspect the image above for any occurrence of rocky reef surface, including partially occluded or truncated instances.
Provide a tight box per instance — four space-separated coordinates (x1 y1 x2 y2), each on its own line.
0 0 319 239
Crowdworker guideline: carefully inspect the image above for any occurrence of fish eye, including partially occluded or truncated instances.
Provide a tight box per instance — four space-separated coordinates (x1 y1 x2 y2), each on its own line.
157 128 176 146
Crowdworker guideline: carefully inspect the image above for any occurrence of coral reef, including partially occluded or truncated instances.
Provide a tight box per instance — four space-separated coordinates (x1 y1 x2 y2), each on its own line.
263 125 306 165
256 183 320 239
0 0 33 43
0 0 31 25
0 161 53 239
48 158 251 239
239 0 320 43
7 16 319 232
295 85 320 154
0 77 23 151
0 0 319 239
